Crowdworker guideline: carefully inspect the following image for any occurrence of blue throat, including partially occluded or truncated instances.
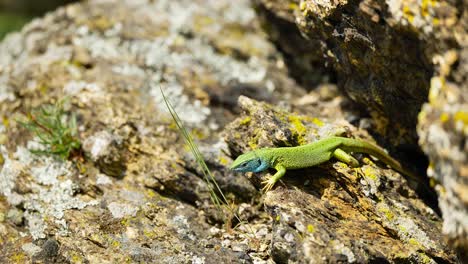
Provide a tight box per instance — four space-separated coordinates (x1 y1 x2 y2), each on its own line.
253 159 269 172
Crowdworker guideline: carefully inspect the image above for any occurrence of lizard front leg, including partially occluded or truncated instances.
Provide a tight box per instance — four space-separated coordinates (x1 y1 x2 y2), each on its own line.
261 164 286 192
332 148 360 167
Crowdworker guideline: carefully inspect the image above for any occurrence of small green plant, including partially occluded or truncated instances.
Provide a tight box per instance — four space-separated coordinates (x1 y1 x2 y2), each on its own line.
18 98 82 161
160 87 254 235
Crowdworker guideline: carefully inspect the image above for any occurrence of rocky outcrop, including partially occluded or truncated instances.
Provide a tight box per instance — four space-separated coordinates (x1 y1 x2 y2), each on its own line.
418 47 468 258
253 0 462 147
0 0 463 263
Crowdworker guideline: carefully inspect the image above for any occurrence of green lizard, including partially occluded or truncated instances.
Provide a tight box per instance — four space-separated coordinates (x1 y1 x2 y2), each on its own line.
230 136 420 192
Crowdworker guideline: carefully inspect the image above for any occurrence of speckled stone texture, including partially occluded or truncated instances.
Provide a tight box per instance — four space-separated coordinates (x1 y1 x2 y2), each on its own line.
253 0 462 147
0 0 463 263
225 96 456 263
0 0 291 262
418 48 468 258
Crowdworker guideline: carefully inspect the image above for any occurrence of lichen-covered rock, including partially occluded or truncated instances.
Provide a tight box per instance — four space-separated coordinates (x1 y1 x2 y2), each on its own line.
253 0 463 147
418 48 468 258
0 0 295 262
0 0 462 263
225 97 456 263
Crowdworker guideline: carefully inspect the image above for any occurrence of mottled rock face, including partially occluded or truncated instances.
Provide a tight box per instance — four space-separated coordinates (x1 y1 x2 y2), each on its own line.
225 96 455 263
253 0 462 147
0 0 463 263
418 48 468 257
0 0 290 262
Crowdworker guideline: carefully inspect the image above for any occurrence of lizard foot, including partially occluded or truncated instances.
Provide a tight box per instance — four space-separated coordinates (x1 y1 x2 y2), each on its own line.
261 177 276 193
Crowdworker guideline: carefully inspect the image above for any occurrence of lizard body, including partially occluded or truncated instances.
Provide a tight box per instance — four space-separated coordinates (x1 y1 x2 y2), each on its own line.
230 136 419 192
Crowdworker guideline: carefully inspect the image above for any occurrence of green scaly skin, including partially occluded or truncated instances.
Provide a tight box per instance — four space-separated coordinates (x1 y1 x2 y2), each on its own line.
230 136 421 192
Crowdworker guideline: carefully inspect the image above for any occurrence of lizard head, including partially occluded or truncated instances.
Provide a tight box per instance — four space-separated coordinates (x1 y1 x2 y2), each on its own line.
230 151 270 173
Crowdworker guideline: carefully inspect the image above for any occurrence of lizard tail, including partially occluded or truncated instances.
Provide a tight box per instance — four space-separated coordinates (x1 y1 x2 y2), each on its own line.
338 137 419 181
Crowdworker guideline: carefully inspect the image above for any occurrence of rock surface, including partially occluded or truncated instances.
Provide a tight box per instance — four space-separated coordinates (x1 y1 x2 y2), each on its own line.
418 48 468 258
0 0 462 263
253 0 463 147
225 96 454 263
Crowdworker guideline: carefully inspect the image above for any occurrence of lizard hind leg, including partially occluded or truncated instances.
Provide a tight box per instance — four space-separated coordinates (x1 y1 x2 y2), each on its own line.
261 164 286 192
333 148 360 167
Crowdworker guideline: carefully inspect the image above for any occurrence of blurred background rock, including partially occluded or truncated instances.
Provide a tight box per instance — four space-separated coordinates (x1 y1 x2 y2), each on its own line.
0 0 77 39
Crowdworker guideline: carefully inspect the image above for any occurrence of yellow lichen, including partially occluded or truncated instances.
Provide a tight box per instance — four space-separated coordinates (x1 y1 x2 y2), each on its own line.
421 0 431 17
2 116 9 127
377 205 394 220
145 189 157 199
337 162 349 169
299 1 306 11
218 156 229 166
10 253 26 263
307 224 315 233
454 111 468 125
363 166 379 181
70 252 83 264
120 218 129 226
143 230 159 239
398 225 407 233
239 116 251 126
248 128 263 149
403 6 415 24
193 15 215 29
311 117 324 127
288 3 299 10
168 121 178 131
110 239 121 248
408 238 420 246
419 253 433 264
288 115 307 145
439 112 449 123
191 128 206 139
